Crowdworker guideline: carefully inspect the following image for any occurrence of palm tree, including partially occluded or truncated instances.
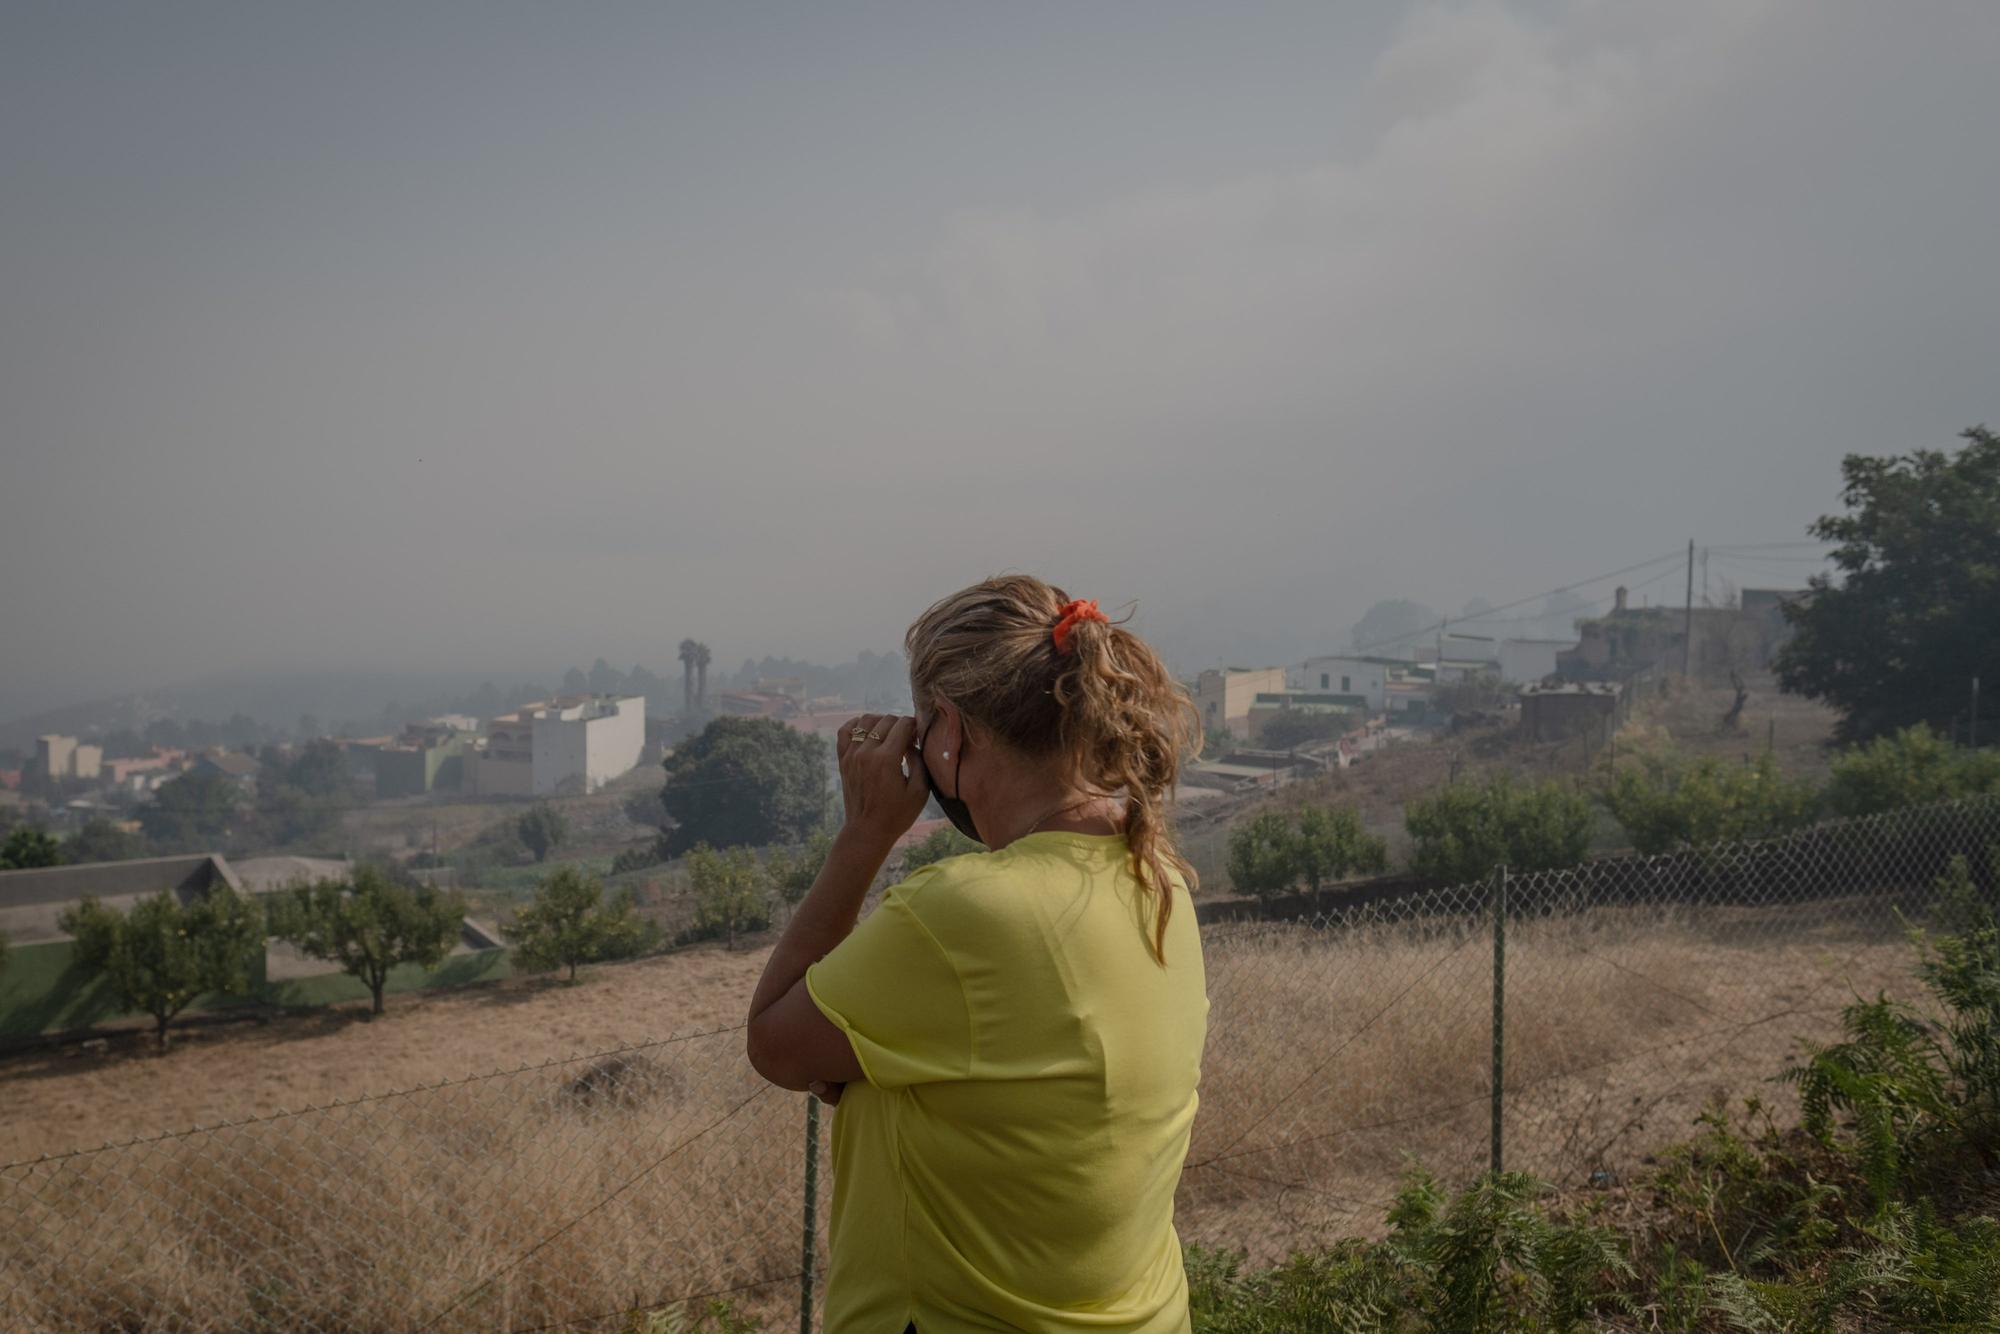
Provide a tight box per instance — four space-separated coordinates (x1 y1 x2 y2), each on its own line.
695 643 712 711
678 639 699 716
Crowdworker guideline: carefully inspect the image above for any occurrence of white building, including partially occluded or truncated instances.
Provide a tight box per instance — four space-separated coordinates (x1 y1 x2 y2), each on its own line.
1497 638 1574 685
526 695 645 796
1289 657 1394 713
467 694 646 798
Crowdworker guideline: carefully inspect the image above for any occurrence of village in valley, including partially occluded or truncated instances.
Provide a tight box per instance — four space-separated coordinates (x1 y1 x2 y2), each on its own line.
0 570 1816 1047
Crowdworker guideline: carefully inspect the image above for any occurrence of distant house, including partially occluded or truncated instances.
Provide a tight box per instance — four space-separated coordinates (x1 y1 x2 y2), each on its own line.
374 721 474 799
35 735 103 785
192 750 261 792
715 690 794 719
1558 585 1806 681
471 694 645 797
104 751 183 788
1193 667 1288 740
1290 656 1397 713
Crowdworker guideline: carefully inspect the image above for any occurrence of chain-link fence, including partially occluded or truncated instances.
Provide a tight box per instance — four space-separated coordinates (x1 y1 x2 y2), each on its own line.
5 796 1997 1331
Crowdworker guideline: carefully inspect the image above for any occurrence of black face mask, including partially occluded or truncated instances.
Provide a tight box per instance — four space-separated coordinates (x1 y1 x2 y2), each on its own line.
914 726 982 845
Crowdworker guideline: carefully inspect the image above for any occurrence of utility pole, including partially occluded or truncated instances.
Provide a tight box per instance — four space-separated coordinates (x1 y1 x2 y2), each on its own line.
1974 676 1982 749
1681 539 1696 680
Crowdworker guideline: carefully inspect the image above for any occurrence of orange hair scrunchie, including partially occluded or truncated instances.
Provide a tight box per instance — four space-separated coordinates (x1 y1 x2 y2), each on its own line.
1052 598 1109 654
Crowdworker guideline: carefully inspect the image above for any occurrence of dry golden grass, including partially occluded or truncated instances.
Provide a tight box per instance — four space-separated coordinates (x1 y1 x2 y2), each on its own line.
1182 894 1920 1261
0 889 1928 1331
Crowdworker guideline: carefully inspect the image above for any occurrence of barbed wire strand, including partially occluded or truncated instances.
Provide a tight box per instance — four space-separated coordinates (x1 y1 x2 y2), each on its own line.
0 1024 750 1173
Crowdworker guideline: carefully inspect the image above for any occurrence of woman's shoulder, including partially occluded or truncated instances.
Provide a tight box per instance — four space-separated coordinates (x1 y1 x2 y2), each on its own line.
888 847 1003 907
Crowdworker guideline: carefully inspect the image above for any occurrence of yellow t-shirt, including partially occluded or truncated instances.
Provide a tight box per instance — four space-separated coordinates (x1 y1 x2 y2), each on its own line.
805 830 1209 1334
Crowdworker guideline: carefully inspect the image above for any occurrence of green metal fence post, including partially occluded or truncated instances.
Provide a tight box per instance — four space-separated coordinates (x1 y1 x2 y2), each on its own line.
1490 862 1507 1177
801 1095 820 1334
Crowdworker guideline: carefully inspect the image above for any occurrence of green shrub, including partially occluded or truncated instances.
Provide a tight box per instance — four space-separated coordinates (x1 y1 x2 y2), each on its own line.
766 824 836 905
1225 812 1300 900
0 825 63 869
1823 724 2000 818
1405 776 1593 884
1187 1168 1630 1332
1780 851 1999 1211
507 865 660 981
516 803 570 863
1225 806 1389 899
1604 753 1822 854
681 844 770 948
610 841 666 875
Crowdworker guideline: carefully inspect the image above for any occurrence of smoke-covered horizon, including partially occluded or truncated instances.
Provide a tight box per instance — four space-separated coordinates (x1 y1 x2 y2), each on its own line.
4 2 1994 724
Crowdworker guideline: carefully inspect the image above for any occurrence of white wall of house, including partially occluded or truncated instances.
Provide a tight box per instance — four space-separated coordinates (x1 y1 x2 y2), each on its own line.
1290 657 1389 712
530 695 645 795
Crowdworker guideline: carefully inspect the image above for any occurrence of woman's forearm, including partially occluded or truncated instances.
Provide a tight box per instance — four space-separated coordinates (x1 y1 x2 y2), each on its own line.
747 824 897 1023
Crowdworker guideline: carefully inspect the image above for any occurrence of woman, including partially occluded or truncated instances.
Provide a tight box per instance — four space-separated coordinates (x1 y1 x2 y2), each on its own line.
747 575 1209 1333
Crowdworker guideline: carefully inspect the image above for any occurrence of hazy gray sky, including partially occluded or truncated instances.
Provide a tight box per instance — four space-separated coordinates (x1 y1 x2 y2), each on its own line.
3 1 1996 719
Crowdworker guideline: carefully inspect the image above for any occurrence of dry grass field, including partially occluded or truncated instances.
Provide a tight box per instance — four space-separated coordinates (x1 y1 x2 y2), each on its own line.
0 866 1932 1332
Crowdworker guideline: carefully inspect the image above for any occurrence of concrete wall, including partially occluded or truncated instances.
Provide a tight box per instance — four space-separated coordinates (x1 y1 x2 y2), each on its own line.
472 755 534 797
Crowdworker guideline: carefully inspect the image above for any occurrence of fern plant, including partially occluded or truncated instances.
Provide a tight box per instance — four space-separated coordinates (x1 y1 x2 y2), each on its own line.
1784 850 2000 1207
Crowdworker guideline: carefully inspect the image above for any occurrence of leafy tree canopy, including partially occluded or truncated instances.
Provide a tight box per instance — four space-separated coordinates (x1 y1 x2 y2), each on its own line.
660 717 828 855
1778 426 2000 743
267 865 465 1015
284 739 350 798
139 769 241 852
506 866 657 981
683 843 769 947
516 804 569 863
59 885 264 1047
1 826 63 869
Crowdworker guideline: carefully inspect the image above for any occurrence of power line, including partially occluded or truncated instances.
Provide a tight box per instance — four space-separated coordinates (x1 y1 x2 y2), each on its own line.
1340 550 1685 657
1705 541 1832 552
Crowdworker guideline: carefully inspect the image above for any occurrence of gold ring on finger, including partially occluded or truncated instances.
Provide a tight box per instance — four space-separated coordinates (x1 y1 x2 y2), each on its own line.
867 730 884 740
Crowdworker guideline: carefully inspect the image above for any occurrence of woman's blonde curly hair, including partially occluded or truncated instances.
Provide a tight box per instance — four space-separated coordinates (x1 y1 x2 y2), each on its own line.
906 574 1203 964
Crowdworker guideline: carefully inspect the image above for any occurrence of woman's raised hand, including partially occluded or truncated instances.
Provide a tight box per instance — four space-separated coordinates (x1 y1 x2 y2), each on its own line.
835 713 929 846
